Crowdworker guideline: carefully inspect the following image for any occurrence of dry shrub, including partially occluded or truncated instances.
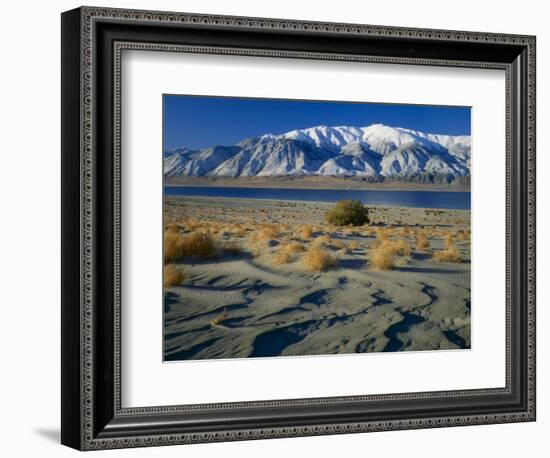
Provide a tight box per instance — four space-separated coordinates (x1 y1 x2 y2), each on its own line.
273 250 292 265
391 239 411 256
349 240 360 250
369 242 395 270
182 232 217 258
165 221 183 233
259 224 279 239
325 200 369 226
184 219 202 231
215 225 231 237
376 228 392 241
457 229 470 241
205 225 220 237
368 238 410 270
167 232 218 259
314 234 332 246
164 230 185 262
164 264 185 287
230 224 248 238
279 223 290 232
400 226 412 237
247 232 259 244
416 233 430 251
433 245 462 262
273 242 306 265
250 224 279 243
443 232 456 248
297 225 314 239
371 238 382 249
303 246 337 272
249 241 264 258
284 242 306 254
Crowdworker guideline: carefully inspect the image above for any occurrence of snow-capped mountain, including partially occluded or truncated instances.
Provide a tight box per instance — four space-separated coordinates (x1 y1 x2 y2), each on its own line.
164 124 471 181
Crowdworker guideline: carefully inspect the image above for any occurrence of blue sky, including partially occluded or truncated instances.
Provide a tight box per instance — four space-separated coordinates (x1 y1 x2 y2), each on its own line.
163 95 471 150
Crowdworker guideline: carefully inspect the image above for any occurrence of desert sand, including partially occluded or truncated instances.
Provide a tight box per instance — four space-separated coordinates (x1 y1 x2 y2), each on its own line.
163 196 471 361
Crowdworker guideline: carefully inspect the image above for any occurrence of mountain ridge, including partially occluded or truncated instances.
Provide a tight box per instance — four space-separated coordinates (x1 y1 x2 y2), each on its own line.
164 124 471 182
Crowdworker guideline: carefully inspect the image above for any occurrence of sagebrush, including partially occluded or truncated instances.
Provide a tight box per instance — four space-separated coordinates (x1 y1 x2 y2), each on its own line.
325 200 369 226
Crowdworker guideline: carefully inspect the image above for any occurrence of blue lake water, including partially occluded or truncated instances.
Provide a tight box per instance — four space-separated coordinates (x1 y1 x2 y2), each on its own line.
165 186 470 210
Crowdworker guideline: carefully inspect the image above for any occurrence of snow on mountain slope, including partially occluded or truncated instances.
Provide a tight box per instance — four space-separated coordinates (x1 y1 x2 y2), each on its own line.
164 124 471 180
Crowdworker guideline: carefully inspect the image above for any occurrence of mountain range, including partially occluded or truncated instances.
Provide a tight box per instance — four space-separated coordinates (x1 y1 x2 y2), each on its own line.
164 124 471 183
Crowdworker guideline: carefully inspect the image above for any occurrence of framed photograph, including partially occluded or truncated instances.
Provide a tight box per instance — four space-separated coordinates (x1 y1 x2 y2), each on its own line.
61 6 536 450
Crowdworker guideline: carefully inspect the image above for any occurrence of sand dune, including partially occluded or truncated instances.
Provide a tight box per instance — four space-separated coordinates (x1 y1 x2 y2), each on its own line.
163 197 471 361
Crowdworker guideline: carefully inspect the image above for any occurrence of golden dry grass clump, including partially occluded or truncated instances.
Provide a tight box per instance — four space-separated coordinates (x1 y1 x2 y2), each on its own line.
368 238 412 270
303 246 337 272
295 225 314 239
180 232 218 258
368 242 395 270
164 230 218 262
259 224 279 239
313 234 332 246
443 232 456 248
376 227 392 241
164 230 185 263
433 245 462 262
456 229 471 241
229 223 248 238
415 232 430 251
273 250 292 265
284 242 307 254
183 219 202 232
298 226 313 239
165 221 185 233
164 264 186 287
390 239 411 256
248 241 264 258
349 240 360 250
273 242 306 265
279 223 290 232
249 224 280 243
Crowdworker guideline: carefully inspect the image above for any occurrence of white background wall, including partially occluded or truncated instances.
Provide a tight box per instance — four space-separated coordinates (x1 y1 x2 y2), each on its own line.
0 0 545 456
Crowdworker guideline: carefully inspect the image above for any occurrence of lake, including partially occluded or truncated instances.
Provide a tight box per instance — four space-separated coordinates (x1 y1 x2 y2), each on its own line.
165 186 470 210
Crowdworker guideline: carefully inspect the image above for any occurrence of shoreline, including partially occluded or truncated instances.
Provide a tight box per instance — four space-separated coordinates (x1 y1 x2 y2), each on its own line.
165 195 472 214
165 176 470 193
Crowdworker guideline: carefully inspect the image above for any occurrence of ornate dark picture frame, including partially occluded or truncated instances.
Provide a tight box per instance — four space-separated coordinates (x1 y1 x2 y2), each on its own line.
61 6 536 450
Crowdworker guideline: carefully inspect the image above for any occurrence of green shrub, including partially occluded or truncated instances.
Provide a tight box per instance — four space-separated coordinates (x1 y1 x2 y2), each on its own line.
325 200 369 226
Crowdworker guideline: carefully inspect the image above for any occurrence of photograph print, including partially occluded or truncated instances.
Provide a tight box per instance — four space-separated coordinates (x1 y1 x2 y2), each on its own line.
163 95 471 362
